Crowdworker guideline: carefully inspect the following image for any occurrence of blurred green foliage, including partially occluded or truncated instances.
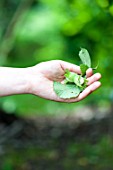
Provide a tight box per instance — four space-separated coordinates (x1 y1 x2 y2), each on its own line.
0 0 113 115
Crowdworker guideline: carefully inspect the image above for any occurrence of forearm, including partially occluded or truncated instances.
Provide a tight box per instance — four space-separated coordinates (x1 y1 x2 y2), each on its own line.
0 67 30 96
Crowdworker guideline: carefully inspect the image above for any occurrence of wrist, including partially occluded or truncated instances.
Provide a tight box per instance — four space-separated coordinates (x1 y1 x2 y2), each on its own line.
0 67 31 96
16 67 32 95
25 65 43 95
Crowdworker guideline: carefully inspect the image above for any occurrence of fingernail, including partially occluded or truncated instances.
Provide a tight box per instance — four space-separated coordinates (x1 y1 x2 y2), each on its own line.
86 68 92 73
96 81 101 87
96 73 101 79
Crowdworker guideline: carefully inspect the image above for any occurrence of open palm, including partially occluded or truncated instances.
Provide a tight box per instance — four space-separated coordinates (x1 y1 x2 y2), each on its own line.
29 60 101 102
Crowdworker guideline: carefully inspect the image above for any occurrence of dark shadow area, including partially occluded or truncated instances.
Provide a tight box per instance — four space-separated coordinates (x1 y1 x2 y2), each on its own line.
0 110 113 170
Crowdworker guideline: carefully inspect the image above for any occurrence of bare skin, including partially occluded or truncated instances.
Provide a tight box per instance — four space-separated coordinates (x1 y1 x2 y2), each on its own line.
0 60 101 102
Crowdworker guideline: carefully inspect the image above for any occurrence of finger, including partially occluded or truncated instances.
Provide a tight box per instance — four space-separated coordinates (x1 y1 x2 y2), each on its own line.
59 81 101 103
60 60 81 74
87 73 101 86
86 68 93 78
77 81 101 101
55 82 101 103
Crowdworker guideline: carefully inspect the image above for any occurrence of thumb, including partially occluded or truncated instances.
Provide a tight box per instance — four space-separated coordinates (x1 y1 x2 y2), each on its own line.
60 60 81 74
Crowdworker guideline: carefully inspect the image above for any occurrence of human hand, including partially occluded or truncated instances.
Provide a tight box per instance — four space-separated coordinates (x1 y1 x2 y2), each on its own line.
28 60 101 102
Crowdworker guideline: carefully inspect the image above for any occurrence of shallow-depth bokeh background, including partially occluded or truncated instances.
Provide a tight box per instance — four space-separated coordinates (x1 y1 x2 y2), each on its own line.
0 0 113 169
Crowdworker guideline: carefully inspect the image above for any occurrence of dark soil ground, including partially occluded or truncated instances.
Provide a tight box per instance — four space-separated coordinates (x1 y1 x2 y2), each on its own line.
0 109 113 170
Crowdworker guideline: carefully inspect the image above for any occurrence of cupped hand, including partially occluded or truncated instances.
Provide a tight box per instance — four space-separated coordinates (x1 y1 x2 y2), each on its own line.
28 60 101 102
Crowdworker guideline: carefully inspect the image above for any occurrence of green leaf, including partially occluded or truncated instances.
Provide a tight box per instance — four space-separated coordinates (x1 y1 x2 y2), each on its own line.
64 69 79 83
79 48 91 68
78 76 85 85
80 78 88 91
64 69 84 87
53 82 81 99
74 75 84 87
73 74 80 87
80 64 88 76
